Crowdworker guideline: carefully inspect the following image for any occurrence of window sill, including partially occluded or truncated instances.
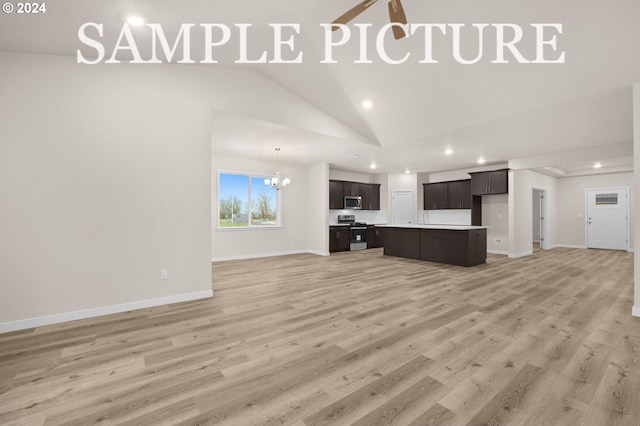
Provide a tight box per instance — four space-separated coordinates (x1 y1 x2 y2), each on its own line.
216 226 284 231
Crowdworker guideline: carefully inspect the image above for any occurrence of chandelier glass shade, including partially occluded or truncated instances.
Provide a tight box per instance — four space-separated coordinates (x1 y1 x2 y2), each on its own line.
264 173 290 190
264 148 290 190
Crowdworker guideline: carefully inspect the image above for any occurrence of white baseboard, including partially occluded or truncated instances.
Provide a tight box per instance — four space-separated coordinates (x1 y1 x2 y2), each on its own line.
0 290 214 334
633 306 640 318
552 244 588 250
487 249 509 255
508 250 533 259
306 250 330 257
212 249 328 262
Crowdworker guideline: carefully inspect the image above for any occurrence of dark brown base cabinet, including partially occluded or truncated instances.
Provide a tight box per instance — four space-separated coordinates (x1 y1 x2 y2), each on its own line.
330 226 384 253
383 227 421 259
329 226 350 253
367 226 384 249
383 227 487 267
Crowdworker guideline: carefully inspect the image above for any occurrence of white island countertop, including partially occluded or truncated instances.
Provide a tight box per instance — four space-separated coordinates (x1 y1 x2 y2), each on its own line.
376 224 488 230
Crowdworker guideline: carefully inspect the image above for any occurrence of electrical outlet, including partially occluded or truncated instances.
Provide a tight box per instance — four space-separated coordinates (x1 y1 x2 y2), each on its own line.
160 270 168 280
495 238 503 245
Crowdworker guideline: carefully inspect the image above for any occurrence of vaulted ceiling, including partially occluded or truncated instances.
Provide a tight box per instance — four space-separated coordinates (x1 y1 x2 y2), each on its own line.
1 0 638 175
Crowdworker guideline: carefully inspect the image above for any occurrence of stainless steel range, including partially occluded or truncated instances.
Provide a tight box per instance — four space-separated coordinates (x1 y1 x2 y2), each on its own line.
337 214 368 251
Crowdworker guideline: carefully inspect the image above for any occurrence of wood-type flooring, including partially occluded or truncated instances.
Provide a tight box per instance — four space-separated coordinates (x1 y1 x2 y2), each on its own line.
1 247 639 425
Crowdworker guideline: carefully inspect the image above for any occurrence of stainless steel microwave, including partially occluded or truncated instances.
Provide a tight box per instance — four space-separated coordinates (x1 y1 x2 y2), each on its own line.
344 196 362 210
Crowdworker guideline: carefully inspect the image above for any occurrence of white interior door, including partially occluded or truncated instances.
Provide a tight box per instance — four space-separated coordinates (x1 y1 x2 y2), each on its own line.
586 188 628 250
392 190 413 224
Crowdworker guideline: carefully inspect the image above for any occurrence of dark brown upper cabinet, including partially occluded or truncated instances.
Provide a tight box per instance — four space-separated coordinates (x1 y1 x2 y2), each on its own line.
329 180 344 210
329 180 381 210
448 180 472 209
469 169 509 195
424 180 471 210
424 182 449 210
360 183 381 210
343 182 360 197
366 184 380 210
359 183 370 209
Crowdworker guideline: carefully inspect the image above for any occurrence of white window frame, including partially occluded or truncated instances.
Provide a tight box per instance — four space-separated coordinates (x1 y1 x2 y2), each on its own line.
216 170 283 230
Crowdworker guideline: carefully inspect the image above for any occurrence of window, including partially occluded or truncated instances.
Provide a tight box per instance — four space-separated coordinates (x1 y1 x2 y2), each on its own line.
218 172 279 228
596 193 618 205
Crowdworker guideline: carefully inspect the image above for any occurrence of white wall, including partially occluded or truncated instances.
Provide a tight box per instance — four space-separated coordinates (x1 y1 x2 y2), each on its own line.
509 170 558 257
0 52 224 330
329 170 372 183
484 194 510 254
556 172 634 250
307 163 330 255
417 172 429 214
0 51 347 331
212 155 310 261
633 82 640 317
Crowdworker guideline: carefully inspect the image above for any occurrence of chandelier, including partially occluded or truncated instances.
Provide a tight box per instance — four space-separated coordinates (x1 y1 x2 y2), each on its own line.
264 148 290 190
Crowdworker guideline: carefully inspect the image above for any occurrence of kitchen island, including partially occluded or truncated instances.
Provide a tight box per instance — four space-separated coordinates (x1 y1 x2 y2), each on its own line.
377 224 487 267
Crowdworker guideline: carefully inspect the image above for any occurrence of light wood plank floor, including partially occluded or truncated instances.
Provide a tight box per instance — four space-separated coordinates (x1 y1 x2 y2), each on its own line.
1 248 639 425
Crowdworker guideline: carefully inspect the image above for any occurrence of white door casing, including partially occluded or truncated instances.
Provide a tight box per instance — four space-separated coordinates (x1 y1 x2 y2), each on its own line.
586 188 629 250
392 190 413 224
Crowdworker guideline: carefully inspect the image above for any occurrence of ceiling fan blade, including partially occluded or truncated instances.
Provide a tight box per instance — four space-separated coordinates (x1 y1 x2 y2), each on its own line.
332 0 378 30
388 0 408 39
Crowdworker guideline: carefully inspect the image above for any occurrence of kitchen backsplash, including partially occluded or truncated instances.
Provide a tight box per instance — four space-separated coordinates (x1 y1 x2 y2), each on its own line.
329 210 470 226
329 210 388 225
420 209 471 225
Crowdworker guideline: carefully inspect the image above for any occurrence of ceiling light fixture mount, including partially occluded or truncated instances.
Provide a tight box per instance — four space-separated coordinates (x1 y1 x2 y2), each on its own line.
332 0 408 40
264 148 291 190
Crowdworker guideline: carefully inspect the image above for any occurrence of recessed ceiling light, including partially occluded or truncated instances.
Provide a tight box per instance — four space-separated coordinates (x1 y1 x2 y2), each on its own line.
370 162 377 169
445 148 453 155
346 154 360 159
478 157 486 164
405 169 411 174
594 162 602 169
362 100 374 110
127 16 145 26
